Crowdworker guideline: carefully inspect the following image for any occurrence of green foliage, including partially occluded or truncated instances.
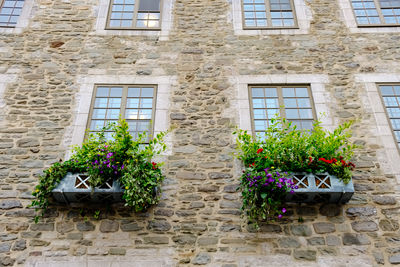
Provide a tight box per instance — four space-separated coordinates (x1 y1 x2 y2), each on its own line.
31 118 167 222
234 117 358 225
235 118 357 183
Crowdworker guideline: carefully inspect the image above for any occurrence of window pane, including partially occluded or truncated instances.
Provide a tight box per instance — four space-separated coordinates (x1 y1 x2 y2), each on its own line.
282 87 295 97
138 0 160 11
140 98 153 108
128 87 141 97
126 109 138 119
380 85 394 95
107 109 121 119
92 109 107 119
252 88 264 97
127 98 140 108
295 87 309 97
110 87 123 97
94 98 108 108
265 88 277 97
141 87 154 97
253 99 265 108
109 98 122 108
0 0 25 27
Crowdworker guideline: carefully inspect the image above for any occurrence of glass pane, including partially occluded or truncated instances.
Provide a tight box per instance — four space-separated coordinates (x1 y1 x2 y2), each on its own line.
380 85 394 95
266 98 279 108
138 0 160 11
137 121 151 131
391 119 400 130
384 96 398 106
127 98 140 108
128 87 140 97
96 87 109 97
265 88 277 97
253 109 267 119
110 87 123 97
90 120 105 131
254 120 267 131
121 20 132 27
126 109 138 119
297 98 311 108
141 87 154 97
395 131 400 142
139 109 152 119
109 98 121 108
299 109 313 119
394 86 400 95
94 98 108 108
267 109 280 118
388 108 400 117
245 19 256 26
128 121 138 130
284 98 297 108
282 87 295 97
301 120 313 130
92 109 107 119
252 99 265 108
106 109 120 119
140 98 153 108
252 87 264 97
296 87 309 97
285 109 299 119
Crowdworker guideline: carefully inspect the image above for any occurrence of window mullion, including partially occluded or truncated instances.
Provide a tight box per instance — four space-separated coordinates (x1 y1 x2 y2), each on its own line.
374 0 386 24
120 85 128 120
265 0 272 27
277 86 286 119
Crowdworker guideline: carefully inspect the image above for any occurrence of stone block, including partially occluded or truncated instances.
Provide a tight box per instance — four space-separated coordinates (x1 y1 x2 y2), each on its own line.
192 252 211 265
313 222 335 234
351 221 378 232
99 220 119 233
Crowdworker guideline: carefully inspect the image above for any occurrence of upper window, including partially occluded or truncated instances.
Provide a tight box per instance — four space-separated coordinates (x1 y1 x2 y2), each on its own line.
106 0 162 30
242 0 297 29
351 0 400 26
0 0 24 27
88 85 156 142
379 84 400 148
249 85 316 137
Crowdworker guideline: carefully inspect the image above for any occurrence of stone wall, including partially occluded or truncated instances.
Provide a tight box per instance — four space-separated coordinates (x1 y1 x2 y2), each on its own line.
0 0 400 266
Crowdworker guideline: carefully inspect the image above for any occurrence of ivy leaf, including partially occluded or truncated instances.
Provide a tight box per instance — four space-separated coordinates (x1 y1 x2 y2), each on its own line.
261 193 268 199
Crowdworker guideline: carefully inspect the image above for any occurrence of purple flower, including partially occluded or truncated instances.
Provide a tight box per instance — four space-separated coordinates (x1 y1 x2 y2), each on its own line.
290 190 295 194
100 171 103 173
278 214 282 219
277 183 282 188
279 178 284 183
276 172 280 177
295 185 299 189
121 164 124 169
282 208 287 213
268 177 274 183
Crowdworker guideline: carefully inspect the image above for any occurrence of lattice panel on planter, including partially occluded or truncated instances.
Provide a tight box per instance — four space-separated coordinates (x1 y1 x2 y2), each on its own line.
52 173 124 204
285 172 354 204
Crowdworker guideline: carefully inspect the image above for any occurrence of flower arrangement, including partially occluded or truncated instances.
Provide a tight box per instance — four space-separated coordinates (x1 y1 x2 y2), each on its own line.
31 118 167 222
234 117 357 224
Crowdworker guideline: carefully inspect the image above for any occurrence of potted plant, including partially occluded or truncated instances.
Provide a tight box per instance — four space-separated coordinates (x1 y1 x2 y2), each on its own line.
234 118 357 223
31 118 167 222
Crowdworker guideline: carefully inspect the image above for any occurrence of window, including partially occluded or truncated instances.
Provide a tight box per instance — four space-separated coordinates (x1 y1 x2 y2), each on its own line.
351 0 400 25
0 0 24 27
87 85 156 141
106 0 162 29
249 85 316 137
242 0 297 29
379 84 400 148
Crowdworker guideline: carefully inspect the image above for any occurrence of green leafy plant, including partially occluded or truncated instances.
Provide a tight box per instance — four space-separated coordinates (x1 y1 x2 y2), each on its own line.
234 117 357 224
31 118 167 222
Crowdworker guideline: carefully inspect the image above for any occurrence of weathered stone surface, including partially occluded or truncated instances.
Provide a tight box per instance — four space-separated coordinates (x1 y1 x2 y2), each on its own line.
0 243 11 253
326 235 341 246
0 200 22 210
390 254 400 264
307 237 325 246
290 225 312 236
143 236 169 244
198 237 218 246
120 220 143 232
16 138 39 147
293 250 317 261
373 195 396 205
320 204 342 217
313 222 335 234
12 240 26 251
342 233 371 245
379 219 400 231
30 223 54 231
346 207 377 217
56 222 74 234
192 252 211 265
148 220 171 232
351 221 379 232
278 237 301 248
109 248 126 255
99 220 119 233
77 221 95 232
172 235 196 245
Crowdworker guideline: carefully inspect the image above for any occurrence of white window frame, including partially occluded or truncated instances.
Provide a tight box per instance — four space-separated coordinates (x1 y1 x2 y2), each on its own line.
63 74 176 158
358 73 400 183
231 0 312 35
0 0 34 34
93 0 174 40
338 0 400 33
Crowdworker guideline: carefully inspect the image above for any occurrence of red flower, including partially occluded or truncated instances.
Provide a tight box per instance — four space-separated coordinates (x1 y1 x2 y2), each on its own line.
257 148 263 154
308 156 313 166
151 162 157 170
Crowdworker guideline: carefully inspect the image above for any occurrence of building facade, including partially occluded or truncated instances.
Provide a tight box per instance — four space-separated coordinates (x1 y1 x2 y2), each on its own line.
0 0 400 266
